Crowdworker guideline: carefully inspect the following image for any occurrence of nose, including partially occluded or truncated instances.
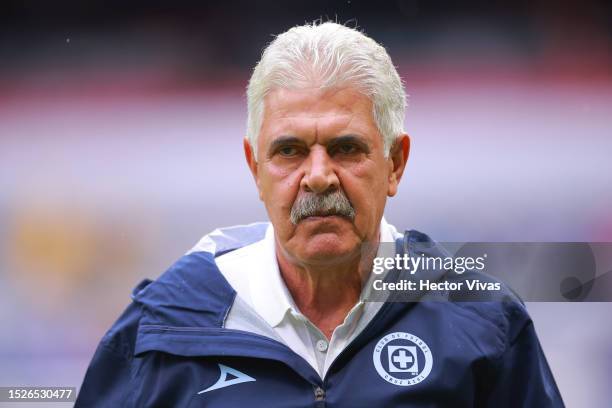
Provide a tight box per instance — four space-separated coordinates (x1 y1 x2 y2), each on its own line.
301 147 340 194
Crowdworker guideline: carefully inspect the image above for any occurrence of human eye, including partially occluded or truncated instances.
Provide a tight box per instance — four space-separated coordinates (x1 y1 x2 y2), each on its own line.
277 145 301 157
267 137 308 160
328 136 369 157
276 145 304 159
336 143 359 155
331 142 362 156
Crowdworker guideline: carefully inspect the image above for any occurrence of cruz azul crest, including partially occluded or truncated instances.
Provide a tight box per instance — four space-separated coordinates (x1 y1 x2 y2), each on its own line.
373 332 433 386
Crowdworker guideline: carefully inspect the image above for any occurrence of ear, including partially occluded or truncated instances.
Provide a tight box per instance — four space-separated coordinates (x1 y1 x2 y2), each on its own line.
387 134 410 197
244 137 264 201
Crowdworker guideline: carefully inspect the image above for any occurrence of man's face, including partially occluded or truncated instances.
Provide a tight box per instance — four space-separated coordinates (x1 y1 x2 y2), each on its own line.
245 86 409 267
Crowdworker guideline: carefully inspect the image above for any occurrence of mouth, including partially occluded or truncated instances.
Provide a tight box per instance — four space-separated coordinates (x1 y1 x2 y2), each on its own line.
300 214 349 222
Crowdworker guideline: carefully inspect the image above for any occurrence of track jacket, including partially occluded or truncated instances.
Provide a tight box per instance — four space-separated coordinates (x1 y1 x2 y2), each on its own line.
76 223 564 407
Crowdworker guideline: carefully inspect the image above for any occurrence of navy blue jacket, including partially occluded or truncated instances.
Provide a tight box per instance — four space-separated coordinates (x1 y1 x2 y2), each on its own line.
76 227 564 407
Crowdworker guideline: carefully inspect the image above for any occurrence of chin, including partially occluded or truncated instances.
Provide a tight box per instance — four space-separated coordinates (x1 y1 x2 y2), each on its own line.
297 232 360 265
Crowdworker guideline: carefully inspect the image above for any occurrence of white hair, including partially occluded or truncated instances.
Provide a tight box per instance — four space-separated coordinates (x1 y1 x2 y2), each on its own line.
246 21 407 158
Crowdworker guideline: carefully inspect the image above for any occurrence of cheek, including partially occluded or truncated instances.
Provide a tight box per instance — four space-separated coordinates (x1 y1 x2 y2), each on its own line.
260 164 303 212
338 163 388 213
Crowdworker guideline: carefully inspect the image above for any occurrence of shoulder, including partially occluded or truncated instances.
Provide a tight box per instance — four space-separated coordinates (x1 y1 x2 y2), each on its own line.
98 222 260 357
96 284 149 362
187 222 269 256
399 229 532 355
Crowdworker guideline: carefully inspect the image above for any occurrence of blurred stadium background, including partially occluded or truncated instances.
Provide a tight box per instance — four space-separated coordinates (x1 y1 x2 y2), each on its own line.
1 1 611 406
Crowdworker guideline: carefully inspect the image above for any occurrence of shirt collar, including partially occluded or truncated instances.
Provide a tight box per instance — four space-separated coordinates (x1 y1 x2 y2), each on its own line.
249 224 296 327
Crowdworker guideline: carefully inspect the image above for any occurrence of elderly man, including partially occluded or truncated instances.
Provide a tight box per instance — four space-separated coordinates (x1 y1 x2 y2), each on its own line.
76 22 564 407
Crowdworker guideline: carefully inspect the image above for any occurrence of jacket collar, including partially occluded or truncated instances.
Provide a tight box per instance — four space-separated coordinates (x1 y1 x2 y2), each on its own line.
131 223 450 329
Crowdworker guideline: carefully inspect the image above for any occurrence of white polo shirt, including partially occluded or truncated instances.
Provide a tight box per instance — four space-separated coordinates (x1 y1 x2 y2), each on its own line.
215 218 401 378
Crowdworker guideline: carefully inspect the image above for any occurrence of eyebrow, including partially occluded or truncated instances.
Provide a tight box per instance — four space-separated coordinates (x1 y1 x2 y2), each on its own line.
267 134 371 156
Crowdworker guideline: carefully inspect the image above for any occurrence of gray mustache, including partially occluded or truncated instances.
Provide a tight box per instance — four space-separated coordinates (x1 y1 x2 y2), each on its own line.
290 190 356 225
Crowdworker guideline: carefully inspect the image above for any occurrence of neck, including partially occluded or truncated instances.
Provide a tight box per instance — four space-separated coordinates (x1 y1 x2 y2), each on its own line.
275 235 379 339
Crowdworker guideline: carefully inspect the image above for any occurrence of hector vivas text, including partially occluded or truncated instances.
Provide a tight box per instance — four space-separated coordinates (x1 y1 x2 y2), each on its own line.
371 253 502 293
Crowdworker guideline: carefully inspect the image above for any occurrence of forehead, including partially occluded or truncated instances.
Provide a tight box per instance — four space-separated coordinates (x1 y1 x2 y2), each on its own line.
264 86 372 114
260 87 379 142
